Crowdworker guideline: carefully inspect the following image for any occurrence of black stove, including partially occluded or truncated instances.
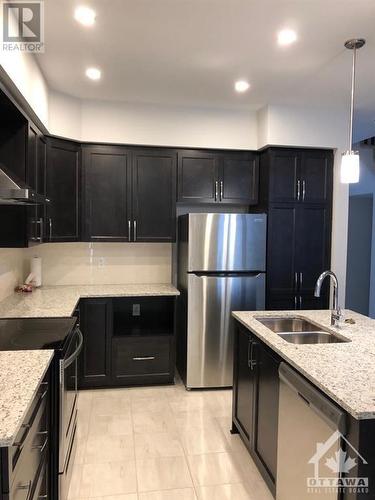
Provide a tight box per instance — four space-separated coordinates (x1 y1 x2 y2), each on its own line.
0 317 77 352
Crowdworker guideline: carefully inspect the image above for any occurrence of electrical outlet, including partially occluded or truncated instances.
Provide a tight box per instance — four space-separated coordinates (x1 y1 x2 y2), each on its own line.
98 257 106 267
132 304 141 316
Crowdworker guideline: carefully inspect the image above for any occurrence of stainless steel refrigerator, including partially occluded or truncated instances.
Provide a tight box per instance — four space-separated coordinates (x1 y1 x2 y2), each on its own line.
177 213 267 389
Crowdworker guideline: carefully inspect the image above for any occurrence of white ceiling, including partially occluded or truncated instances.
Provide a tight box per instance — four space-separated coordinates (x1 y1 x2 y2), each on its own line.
37 0 375 118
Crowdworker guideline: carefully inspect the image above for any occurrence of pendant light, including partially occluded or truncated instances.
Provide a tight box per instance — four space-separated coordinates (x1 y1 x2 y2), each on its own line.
341 38 366 184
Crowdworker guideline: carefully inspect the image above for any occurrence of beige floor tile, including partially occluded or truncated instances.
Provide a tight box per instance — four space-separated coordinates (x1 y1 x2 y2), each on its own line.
187 452 242 487
136 456 193 492
91 397 131 416
132 411 176 434
67 464 83 499
134 432 184 458
168 395 213 414
131 397 171 413
88 413 133 436
139 488 196 499
84 434 134 463
196 482 269 500
180 425 230 455
79 461 137 497
174 410 216 430
74 435 88 465
85 496 138 500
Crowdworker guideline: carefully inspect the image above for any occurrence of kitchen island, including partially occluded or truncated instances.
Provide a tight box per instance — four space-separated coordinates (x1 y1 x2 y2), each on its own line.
232 309 375 500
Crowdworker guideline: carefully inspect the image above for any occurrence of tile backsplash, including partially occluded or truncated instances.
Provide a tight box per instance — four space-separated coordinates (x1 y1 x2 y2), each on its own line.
28 242 172 286
0 249 27 301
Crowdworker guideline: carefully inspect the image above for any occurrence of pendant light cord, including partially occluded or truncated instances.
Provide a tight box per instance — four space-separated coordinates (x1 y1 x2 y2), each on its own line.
348 46 357 152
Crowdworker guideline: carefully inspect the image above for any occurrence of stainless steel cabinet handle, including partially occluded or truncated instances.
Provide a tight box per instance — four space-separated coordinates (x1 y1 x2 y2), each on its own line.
249 339 258 370
214 181 218 201
302 180 306 201
247 339 252 368
294 272 298 290
33 437 48 453
133 220 137 241
300 272 303 288
220 181 223 201
296 180 301 201
133 356 155 361
299 296 302 309
294 296 297 309
128 220 131 241
49 218 52 240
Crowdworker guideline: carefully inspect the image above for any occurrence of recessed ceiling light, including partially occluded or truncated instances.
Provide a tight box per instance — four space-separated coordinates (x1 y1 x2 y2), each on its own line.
235 80 250 93
85 67 101 80
277 29 297 46
74 6 96 26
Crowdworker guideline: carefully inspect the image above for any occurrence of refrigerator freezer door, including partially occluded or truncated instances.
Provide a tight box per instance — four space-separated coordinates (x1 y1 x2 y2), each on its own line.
186 272 265 388
186 213 267 272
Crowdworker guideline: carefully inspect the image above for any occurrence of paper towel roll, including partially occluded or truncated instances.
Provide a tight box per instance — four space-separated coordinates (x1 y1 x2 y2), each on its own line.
30 257 42 287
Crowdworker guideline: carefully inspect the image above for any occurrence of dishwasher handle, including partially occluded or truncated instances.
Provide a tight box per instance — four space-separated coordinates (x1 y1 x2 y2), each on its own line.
279 362 346 435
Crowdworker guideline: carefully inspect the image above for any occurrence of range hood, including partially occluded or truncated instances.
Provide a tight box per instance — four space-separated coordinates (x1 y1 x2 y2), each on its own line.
0 163 48 205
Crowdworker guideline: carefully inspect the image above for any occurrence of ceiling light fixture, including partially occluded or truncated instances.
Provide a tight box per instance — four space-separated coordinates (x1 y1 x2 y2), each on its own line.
235 80 250 93
85 67 101 80
277 29 297 46
340 38 366 184
74 6 96 26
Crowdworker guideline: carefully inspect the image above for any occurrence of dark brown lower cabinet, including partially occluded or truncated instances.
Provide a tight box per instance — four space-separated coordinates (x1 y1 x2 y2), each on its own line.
78 296 176 389
0 372 50 500
78 298 112 388
232 323 280 496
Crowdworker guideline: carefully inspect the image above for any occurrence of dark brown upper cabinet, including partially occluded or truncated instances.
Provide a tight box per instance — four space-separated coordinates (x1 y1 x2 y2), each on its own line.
262 148 333 205
46 137 81 242
177 150 218 204
131 148 176 242
177 149 258 205
82 145 131 242
219 152 258 204
83 145 177 243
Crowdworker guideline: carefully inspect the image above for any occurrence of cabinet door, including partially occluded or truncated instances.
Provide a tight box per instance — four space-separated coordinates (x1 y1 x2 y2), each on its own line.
46 138 80 242
219 152 258 204
233 326 256 443
268 149 300 203
78 299 112 388
83 146 130 241
267 205 297 297
177 150 219 203
301 150 333 204
296 205 331 298
132 149 176 242
266 293 297 311
254 344 280 486
27 124 42 244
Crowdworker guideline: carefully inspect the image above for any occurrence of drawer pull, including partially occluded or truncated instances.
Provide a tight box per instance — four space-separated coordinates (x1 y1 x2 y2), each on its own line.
133 356 155 361
33 437 48 453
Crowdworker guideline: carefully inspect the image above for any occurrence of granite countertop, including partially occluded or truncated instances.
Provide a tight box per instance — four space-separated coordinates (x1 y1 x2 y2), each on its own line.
0 283 180 318
233 309 375 420
0 350 54 446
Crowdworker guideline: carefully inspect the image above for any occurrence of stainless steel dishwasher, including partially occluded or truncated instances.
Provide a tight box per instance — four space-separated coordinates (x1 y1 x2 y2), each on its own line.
277 363 347 500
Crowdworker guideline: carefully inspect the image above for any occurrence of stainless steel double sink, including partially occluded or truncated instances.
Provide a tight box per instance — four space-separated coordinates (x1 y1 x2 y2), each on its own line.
255 317 350 344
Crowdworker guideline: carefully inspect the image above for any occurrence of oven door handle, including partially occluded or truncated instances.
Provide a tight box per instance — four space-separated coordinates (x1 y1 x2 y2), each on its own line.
64 329 83 369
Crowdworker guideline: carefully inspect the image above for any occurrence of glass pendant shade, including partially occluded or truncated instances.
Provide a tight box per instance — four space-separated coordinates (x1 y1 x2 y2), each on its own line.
341 151 360 183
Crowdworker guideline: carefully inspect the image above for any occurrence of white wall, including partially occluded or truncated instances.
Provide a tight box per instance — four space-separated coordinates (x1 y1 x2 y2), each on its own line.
28 243 172 286
48 91 258 149
0 10 49 126
48 90 81 140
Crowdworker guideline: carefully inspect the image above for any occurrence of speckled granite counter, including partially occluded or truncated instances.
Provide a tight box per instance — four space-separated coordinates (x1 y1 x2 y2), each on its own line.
233 309 375 420
0 284 180 318
0 350 53 446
